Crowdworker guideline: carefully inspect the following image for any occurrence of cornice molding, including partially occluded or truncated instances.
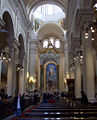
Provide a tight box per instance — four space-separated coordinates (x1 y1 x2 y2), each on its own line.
76 8 94 28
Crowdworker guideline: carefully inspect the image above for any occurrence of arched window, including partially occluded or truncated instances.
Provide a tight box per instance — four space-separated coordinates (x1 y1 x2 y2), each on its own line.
49 38 54 45
43 40 48 48
43 37 60 48
55 39 60 48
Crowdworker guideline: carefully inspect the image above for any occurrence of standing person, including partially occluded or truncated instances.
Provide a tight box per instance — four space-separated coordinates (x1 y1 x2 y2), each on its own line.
21 93 25 112
34 91 38 105
81 90 88 106
13 93 25 116
0 96 3 115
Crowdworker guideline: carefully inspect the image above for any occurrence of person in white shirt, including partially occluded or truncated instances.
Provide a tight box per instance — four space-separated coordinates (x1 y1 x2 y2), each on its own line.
13 93 25 116
16 93 21 116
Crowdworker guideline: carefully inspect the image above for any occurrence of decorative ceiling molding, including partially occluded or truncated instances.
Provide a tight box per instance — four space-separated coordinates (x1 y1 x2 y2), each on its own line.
40 52 60 65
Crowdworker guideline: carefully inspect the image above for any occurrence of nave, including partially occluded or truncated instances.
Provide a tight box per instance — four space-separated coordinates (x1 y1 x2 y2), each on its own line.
1 0 97 119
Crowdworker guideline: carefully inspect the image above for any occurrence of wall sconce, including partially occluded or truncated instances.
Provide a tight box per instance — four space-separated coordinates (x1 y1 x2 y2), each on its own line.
74 55 78 60
0 51 11 62
16 64 23 71
85 32 88 39
74 49 83 62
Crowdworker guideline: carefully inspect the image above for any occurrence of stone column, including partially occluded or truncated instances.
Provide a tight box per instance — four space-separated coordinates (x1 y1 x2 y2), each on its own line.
7 46 15 96
82 28 95 102
59 54 65 91
44 67 46 91
12 49 18 95
72 35 81 98
26 34 30 92
64 43 69 91
7 61 13 96
23 55 27 93
0 0 1 10
19 69 24 95
40 65 44 89
75 58 81 98
12 62 17 95
36 52 40 89
0 60 2 83
7 38 19 96
29 41 37 91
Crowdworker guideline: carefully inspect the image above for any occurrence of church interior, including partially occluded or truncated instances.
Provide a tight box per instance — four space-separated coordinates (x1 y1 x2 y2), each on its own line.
1 0 97 119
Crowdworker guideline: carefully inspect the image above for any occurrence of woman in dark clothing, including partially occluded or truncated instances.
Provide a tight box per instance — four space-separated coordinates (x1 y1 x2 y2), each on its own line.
81 90 88 106
34 92 38 105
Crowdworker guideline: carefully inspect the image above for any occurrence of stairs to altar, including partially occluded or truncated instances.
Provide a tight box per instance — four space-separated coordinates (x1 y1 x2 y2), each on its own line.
12 99 97 120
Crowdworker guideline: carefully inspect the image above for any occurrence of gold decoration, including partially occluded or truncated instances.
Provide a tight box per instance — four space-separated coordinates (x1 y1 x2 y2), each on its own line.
37 41 60 54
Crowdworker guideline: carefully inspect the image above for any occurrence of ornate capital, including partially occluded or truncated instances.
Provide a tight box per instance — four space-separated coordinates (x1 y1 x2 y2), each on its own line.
29 45 37 54
7 37 20 59
29 40 38 45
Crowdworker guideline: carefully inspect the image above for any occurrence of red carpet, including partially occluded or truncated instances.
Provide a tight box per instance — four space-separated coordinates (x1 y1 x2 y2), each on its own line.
11 102 41 120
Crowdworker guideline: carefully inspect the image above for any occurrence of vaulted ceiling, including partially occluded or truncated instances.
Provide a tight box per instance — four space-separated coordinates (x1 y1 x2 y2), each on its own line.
37 23 65 40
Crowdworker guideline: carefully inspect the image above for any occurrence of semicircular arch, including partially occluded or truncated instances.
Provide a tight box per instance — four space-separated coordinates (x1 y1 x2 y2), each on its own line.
1 7 15 35
28 0 67 18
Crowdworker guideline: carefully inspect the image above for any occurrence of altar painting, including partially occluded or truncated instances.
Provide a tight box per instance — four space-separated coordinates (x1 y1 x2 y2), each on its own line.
46 64 57 90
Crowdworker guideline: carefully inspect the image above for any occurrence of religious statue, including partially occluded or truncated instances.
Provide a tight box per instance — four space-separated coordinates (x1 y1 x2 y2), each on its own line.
49 66 54 76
